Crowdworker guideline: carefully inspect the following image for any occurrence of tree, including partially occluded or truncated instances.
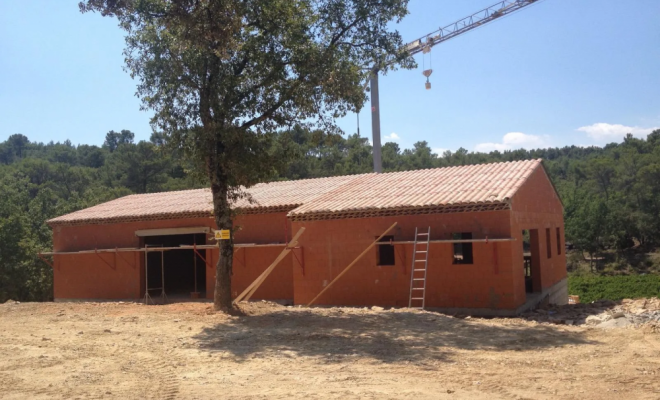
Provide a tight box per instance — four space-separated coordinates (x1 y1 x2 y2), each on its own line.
6 134 29 159
77 145 106 168
115 141 170 193
80 0 413 310
103 130 135 152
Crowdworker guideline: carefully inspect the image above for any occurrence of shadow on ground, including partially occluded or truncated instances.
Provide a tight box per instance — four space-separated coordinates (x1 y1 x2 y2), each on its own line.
193 307 597 364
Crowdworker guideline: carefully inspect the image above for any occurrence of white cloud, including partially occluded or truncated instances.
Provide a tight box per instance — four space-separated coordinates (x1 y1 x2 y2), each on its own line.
577 123 658 141
383 132 400 142
475 132 549 153
433 147 448 155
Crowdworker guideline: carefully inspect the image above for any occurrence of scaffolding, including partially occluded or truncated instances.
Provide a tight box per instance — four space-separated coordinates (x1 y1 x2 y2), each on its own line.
39 234 516 307
144 244 167 305
39 242 289 305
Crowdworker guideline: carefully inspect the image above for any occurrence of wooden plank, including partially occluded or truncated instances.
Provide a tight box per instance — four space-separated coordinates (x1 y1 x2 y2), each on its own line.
243 239 299 302
306 222 398 307
134 227 210 237
233 227 306 304
38 243 288 256
235 234 303 303
39 237 511 256
375 238 515 245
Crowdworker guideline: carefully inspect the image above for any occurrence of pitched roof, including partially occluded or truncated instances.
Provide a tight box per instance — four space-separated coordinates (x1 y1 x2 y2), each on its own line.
288 159 542 221
47 160 543 226
47 174 364 226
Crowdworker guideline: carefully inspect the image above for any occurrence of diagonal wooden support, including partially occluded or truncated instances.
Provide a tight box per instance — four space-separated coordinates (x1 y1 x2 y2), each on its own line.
95 248 115 270
307 222 397 307
115 247 135 268
193 243 213 269
233 227 306 304
38 253 54 269
233 247 245 268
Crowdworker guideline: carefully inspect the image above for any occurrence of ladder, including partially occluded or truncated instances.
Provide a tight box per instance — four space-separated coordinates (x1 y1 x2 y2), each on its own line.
408 227 431 309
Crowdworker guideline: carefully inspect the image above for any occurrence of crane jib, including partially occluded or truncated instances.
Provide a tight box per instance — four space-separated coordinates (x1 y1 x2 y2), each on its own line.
369 0 543 174
403 0 539 58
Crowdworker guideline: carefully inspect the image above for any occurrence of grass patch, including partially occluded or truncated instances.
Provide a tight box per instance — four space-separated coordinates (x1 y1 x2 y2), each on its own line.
568 274 660 303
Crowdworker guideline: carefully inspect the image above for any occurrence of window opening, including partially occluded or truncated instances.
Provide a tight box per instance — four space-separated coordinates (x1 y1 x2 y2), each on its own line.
522 230 532 293
452 232 473 264
556 227 562 255
377 235 395 266
546 228 552 259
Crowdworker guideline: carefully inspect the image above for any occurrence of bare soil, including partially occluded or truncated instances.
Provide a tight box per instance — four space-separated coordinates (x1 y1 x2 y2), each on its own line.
1 300 659 400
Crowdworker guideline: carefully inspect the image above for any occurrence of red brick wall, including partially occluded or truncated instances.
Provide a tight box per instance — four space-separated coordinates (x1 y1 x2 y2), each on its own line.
53 252 142 299
51 166 565 308
291 211 522 309
509 166 567 296
206 246 294 301
52 212 294 300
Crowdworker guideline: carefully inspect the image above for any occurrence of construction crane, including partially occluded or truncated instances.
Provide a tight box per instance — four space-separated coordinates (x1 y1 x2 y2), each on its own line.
369 0 543 173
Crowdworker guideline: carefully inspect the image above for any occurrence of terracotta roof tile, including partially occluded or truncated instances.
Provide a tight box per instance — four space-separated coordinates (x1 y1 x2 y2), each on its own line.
288 159 542 220
47 174 366 226
48 160 543 226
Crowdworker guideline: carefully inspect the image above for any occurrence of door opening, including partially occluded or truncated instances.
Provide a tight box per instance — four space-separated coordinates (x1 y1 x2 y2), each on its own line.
144 233 207 300
522 229 542 295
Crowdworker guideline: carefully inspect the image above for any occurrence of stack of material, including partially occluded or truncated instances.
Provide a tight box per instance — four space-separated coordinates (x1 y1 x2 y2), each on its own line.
520 298 660 329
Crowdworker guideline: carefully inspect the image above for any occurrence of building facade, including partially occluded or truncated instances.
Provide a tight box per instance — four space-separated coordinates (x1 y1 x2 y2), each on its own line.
46 160 567 315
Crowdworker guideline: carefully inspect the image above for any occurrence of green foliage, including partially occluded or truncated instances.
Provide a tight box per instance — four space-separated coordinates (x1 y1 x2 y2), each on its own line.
0 132 203 302
568 274 660 303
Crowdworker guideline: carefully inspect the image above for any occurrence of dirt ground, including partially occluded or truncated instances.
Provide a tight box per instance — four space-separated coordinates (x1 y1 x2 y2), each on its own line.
0 300 659 400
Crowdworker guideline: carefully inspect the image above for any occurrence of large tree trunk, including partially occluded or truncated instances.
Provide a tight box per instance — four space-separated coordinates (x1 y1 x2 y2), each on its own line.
210 176 234 311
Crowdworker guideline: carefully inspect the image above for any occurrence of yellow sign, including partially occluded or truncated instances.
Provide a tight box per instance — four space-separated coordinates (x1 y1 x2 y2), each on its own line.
214 230 230 240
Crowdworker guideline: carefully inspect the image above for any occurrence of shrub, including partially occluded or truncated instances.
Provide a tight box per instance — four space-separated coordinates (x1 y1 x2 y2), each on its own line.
568 274 660 303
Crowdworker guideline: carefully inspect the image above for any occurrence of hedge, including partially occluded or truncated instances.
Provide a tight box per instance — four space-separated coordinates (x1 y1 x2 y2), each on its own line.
568 274 660 303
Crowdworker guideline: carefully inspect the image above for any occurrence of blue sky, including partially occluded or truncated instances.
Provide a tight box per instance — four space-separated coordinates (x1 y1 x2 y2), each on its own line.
1 0 659 153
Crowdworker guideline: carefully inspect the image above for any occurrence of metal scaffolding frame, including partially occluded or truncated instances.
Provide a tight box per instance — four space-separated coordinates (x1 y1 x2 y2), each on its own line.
144 244 167 305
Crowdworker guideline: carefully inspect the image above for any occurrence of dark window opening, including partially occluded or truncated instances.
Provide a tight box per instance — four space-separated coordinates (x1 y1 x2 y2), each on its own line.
452 232 473 264
377 235 395 266
546 228 552 259
522 230 532 293
556 227 562 255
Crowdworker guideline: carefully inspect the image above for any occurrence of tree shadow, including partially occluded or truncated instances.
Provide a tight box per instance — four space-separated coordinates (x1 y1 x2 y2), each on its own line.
193 307 597 364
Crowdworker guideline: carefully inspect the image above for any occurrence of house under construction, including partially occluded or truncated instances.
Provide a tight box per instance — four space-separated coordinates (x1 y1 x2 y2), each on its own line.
44 159 567 315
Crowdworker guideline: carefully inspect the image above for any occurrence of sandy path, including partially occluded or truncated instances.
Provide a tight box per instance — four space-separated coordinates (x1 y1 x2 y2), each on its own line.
0 301 658 399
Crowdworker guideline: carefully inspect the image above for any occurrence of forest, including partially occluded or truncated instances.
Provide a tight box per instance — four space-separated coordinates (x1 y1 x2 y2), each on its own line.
1 127 660 302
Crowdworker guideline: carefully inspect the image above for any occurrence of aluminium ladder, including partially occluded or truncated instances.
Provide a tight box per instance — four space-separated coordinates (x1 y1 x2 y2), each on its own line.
408 227 431 309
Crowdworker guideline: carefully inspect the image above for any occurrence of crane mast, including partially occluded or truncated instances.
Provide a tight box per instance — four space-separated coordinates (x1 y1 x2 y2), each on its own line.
370 0 540 173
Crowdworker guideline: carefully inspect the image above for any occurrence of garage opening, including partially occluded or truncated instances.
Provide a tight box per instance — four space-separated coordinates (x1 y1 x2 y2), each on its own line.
144 233 207 300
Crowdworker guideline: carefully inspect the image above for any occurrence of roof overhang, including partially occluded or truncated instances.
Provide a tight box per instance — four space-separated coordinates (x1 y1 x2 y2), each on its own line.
288 201 511 222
